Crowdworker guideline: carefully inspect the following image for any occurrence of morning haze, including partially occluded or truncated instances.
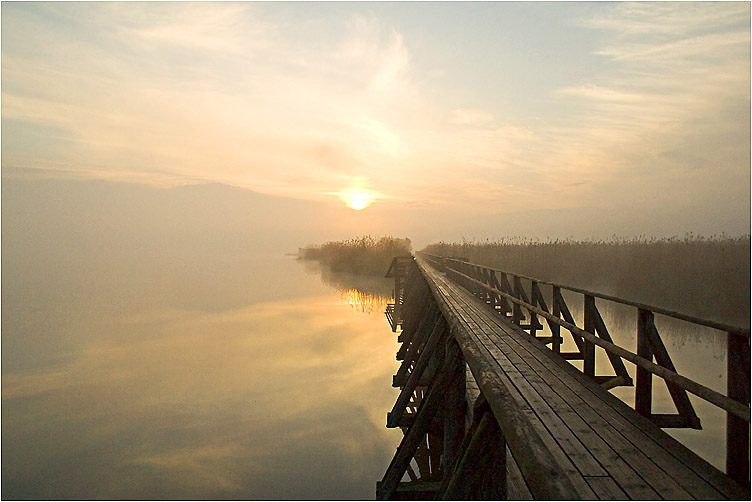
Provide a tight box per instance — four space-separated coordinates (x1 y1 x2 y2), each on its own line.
2 1 749 500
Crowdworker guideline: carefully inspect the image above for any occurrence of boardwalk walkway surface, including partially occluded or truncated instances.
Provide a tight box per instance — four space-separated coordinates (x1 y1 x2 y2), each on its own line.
377 256 749 500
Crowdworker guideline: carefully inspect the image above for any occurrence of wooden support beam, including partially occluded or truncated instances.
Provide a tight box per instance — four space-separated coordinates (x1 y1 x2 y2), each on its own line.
394 308 441 387
554 288 586 355
388 318 447 427
442 338 466 473
635 309 701 429
644 314 701 429
377 342 460 501
588 297 633 386
438 400 506 500
397 287 431 344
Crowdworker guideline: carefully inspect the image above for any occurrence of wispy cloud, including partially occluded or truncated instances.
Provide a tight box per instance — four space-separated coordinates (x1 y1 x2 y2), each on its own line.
2 2 748 227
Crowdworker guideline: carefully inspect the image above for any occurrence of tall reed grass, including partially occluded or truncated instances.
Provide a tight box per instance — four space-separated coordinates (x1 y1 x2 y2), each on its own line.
423 235 750 326
299 235 412 276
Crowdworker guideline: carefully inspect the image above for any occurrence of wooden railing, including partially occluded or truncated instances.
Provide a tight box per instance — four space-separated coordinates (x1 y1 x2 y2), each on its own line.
419 252 750 486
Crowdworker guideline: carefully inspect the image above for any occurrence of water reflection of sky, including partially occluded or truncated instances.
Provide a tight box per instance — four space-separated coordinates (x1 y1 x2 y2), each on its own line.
2 258 401 499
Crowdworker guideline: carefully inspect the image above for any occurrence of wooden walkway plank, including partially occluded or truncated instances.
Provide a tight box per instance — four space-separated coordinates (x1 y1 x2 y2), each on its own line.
465 313 611 478
427 268 599 499
462 301 693 500
417 258 747 500
474 298 744 500
429 262 733 499
444 289 697 499
506 446 534 500
441 279 682 500
585 476 629 500
436 276 608 480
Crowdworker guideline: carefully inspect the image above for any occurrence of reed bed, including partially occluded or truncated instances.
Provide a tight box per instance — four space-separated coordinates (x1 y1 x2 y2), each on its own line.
299 235 412 276
423 235 750 326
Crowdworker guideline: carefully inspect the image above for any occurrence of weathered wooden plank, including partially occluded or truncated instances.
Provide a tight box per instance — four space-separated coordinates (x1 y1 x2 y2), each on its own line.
463 306 681 500
472 303 741 499
585 476 629 500
422 266 598 499
475 333 668 498
446 294 690 500
454 285 727 499
467 320 609 478
418 259 746 500
506 446 534 500
447 264 749 423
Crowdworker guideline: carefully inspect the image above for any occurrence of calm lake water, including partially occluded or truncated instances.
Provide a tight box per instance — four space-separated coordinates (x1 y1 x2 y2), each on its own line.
2 256 401 500
2 241 735 499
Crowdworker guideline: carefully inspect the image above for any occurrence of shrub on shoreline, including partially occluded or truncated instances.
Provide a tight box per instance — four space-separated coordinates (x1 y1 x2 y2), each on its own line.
299 235 412 276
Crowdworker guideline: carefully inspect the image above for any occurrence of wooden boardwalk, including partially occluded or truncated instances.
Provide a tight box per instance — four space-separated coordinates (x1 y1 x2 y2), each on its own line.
377 255 750 500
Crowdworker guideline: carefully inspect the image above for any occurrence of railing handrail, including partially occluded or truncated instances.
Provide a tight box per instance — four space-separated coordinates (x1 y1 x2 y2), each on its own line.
418 252 750 338
428 257 749 422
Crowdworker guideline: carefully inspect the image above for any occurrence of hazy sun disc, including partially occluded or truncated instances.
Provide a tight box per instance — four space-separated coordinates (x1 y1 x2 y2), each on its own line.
337 189 383 210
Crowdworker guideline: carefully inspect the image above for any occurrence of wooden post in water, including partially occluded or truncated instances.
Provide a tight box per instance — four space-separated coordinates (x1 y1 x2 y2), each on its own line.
552 286 562 353
583 295 597 378
635 309 654 418
726 331 750 486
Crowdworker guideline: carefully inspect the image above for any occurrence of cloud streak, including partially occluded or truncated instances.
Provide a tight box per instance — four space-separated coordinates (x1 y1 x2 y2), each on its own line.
2 2 748 233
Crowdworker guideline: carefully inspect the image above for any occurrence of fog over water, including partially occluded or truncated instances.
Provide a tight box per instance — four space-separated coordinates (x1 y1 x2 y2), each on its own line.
2 2 749 498
2 177 402 499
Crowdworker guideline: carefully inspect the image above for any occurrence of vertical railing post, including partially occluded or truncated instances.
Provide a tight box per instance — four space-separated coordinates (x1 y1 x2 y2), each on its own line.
583 295 597 378
552 286 561 353
512 276 524 327
726 331 750 486
488 269 499 313
635 309 654 418
529 280 540 338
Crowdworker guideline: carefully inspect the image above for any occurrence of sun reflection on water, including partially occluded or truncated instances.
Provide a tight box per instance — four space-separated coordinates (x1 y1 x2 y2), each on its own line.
336 288 389 316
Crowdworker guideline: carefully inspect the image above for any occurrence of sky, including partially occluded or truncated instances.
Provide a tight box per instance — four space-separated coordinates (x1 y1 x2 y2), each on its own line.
2 1 750 245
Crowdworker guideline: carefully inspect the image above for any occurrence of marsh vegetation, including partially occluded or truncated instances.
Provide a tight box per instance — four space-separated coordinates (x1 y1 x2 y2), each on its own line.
299 235 412 276
423 235 750 326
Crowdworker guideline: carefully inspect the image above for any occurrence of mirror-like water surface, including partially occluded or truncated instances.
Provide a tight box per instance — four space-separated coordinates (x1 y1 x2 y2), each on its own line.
3 256 401 500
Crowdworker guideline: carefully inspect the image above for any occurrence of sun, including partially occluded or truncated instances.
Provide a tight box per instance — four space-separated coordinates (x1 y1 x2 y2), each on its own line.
336 189 384 210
